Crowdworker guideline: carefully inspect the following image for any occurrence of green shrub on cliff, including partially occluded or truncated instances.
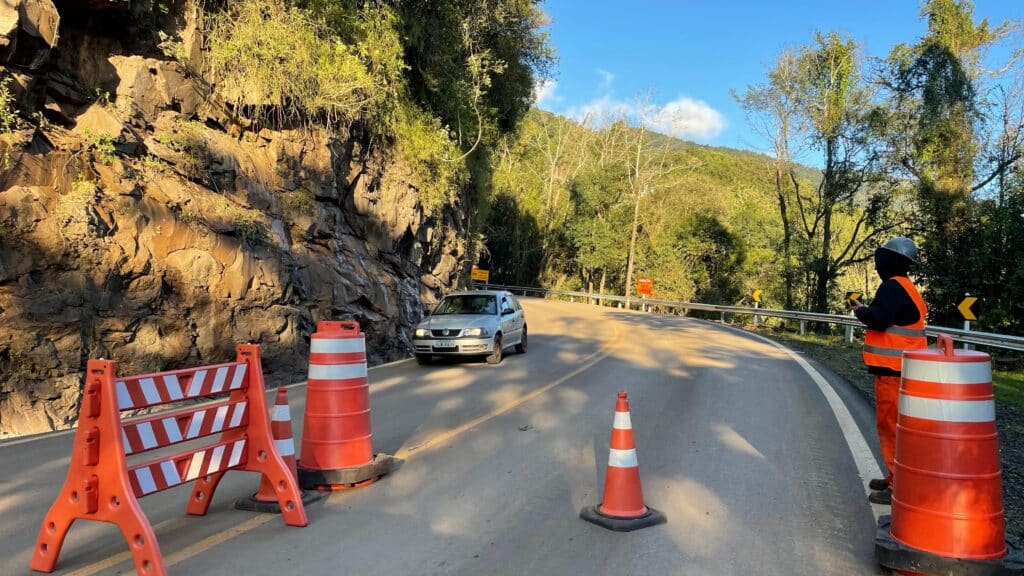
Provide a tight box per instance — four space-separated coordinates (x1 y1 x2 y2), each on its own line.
391 104 466 214
206 0 377 128
0 79 17 133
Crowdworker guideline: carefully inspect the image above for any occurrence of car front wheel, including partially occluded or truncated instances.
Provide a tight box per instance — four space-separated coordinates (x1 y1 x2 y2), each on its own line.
486 334 504 365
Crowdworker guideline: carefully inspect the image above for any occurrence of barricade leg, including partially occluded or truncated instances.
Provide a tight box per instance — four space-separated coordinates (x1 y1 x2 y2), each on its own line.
186 471 226 516
29 509 74 572
113 502 166 576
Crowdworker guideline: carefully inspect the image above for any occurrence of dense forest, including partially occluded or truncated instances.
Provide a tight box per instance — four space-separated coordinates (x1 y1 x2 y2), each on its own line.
483 0 1024 334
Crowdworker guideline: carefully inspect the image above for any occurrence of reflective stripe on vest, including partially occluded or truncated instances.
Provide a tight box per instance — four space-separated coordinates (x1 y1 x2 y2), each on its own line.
862 276 928 372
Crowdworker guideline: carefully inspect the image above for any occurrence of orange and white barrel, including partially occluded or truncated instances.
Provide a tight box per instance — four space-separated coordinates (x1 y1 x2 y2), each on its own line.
299 321 374 472
891 334 1006 562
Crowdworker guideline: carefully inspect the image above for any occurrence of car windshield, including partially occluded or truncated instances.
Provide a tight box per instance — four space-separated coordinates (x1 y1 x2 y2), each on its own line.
433 295 497 315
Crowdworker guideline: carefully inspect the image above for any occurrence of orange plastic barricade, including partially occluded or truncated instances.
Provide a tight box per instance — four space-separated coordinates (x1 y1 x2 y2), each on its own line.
875 335 1024 575
30 345 307 576
298 321 394 491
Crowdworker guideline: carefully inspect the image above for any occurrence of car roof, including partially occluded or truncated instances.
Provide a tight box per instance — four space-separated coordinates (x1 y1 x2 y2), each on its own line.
443 290 508 297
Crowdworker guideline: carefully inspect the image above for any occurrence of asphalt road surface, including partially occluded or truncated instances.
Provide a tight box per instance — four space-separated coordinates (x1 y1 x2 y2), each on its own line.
0 298 889 575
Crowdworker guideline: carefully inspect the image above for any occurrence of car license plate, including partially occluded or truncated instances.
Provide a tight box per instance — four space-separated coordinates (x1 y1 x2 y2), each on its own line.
434 340 457 349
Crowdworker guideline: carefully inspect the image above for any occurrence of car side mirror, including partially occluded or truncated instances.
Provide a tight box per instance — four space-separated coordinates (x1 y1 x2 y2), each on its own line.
502 308 514 316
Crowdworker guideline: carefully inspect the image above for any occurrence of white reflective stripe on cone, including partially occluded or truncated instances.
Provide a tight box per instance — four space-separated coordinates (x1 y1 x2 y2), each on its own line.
898 394 995 423
608 448 638 468
272 404 291 422
613 411 632 430
308 363 368 380
311 337 366 354
903 359 992 385
274 438 296 457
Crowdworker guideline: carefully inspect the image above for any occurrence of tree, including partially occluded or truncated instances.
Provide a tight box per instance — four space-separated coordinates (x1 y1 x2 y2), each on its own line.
878 0 1020 323
735 50 805 309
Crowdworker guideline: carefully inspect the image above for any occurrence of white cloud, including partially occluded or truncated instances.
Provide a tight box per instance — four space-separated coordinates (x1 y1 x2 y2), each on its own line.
534 79 559 106
649 97 727 141
597 69 615 91
565 95 726 142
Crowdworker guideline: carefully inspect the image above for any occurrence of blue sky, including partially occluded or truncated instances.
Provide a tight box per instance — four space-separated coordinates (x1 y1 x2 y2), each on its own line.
536 1 1024 156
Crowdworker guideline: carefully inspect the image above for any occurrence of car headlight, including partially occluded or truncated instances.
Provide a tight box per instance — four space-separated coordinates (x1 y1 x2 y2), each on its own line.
463 327 489 337
414 328 429 338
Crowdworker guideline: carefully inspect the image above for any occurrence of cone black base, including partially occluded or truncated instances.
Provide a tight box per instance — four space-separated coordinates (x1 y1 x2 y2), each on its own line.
234 489 325 513
874 516 1024 576
298 453 397 491
580 505 666 532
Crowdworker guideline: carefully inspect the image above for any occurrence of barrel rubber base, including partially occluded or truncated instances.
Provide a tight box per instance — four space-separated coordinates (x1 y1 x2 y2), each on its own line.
579 505 667 532
297 453 397 491
234 488 325 514
875 515 1024 576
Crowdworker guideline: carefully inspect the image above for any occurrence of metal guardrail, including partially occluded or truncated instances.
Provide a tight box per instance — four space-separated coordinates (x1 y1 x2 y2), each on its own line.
472 283 1024 353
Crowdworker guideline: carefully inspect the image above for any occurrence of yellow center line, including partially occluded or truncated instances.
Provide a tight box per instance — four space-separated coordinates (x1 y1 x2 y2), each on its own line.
68 313 621 575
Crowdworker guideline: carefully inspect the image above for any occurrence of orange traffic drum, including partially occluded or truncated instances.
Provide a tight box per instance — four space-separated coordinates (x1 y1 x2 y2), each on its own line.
891 334 1004 561
299 321 374 471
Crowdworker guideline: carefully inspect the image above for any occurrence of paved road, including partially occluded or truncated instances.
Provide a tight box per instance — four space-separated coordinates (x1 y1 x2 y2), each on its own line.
0 299 887 575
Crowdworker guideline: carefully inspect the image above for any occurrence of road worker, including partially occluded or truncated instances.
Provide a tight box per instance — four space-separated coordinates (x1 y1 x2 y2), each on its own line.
851 237 928 505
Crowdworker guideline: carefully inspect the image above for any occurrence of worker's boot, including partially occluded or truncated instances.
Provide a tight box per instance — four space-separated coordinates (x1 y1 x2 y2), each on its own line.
868 487 892 505
869 476 891 491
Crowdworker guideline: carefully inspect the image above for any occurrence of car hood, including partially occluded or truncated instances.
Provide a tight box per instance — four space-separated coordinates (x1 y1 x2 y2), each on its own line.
420 315 495 330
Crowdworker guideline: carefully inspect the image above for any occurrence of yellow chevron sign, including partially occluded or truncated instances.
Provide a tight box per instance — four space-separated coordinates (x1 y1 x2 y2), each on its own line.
752 289 762 303
846 291 863 304
958 296 978 321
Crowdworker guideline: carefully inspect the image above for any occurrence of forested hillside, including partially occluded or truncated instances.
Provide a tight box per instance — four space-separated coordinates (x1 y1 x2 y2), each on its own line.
486 0 1024 336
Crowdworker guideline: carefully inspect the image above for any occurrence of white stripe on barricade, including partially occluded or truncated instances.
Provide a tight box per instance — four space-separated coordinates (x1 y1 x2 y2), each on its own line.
308 363 368 380
311 337 366 354
903 359 991 385
898 394 995 423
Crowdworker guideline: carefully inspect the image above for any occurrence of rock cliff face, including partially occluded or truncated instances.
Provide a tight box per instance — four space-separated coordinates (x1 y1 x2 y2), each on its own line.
0 1 467 437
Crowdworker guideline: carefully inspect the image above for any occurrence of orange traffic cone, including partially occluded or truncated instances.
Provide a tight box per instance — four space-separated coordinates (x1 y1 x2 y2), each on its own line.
236 388 323 512
580 391 666 532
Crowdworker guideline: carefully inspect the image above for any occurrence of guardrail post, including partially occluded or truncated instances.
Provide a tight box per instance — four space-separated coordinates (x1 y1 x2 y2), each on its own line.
963 320 972 350
845 324 854 344
799 320 806 336
720 311 725 323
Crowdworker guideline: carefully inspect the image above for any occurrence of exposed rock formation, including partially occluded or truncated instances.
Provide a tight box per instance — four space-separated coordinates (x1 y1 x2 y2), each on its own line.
0 2 467 437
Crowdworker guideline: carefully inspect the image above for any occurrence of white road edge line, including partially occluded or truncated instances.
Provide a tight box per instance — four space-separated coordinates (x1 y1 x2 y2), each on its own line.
0 356 417 448
710 322 887 521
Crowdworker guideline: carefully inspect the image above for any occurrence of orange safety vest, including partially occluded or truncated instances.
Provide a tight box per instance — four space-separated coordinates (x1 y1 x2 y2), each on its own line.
862 276 928 372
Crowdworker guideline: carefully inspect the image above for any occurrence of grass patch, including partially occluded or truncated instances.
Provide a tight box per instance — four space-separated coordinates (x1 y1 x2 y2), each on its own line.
756 326 1024 412
154 121 209 179
0 79 18 133
56 179 98 227
204 0 377 128
205 194 265 244
994 372 1024 413
282 189 315 213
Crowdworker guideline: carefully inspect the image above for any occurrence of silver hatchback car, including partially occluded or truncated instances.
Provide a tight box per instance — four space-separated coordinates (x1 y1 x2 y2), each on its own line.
412 290 527 365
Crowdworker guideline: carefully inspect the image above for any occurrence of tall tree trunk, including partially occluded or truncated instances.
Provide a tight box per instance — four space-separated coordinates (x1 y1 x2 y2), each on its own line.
814 140 836 313
624 186 642 304
776 166 794 310
599 268 607 306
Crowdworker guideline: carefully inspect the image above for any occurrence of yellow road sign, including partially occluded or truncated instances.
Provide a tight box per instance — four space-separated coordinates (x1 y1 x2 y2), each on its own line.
471 267 490 282
752 289 762 303
958 296 978 321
